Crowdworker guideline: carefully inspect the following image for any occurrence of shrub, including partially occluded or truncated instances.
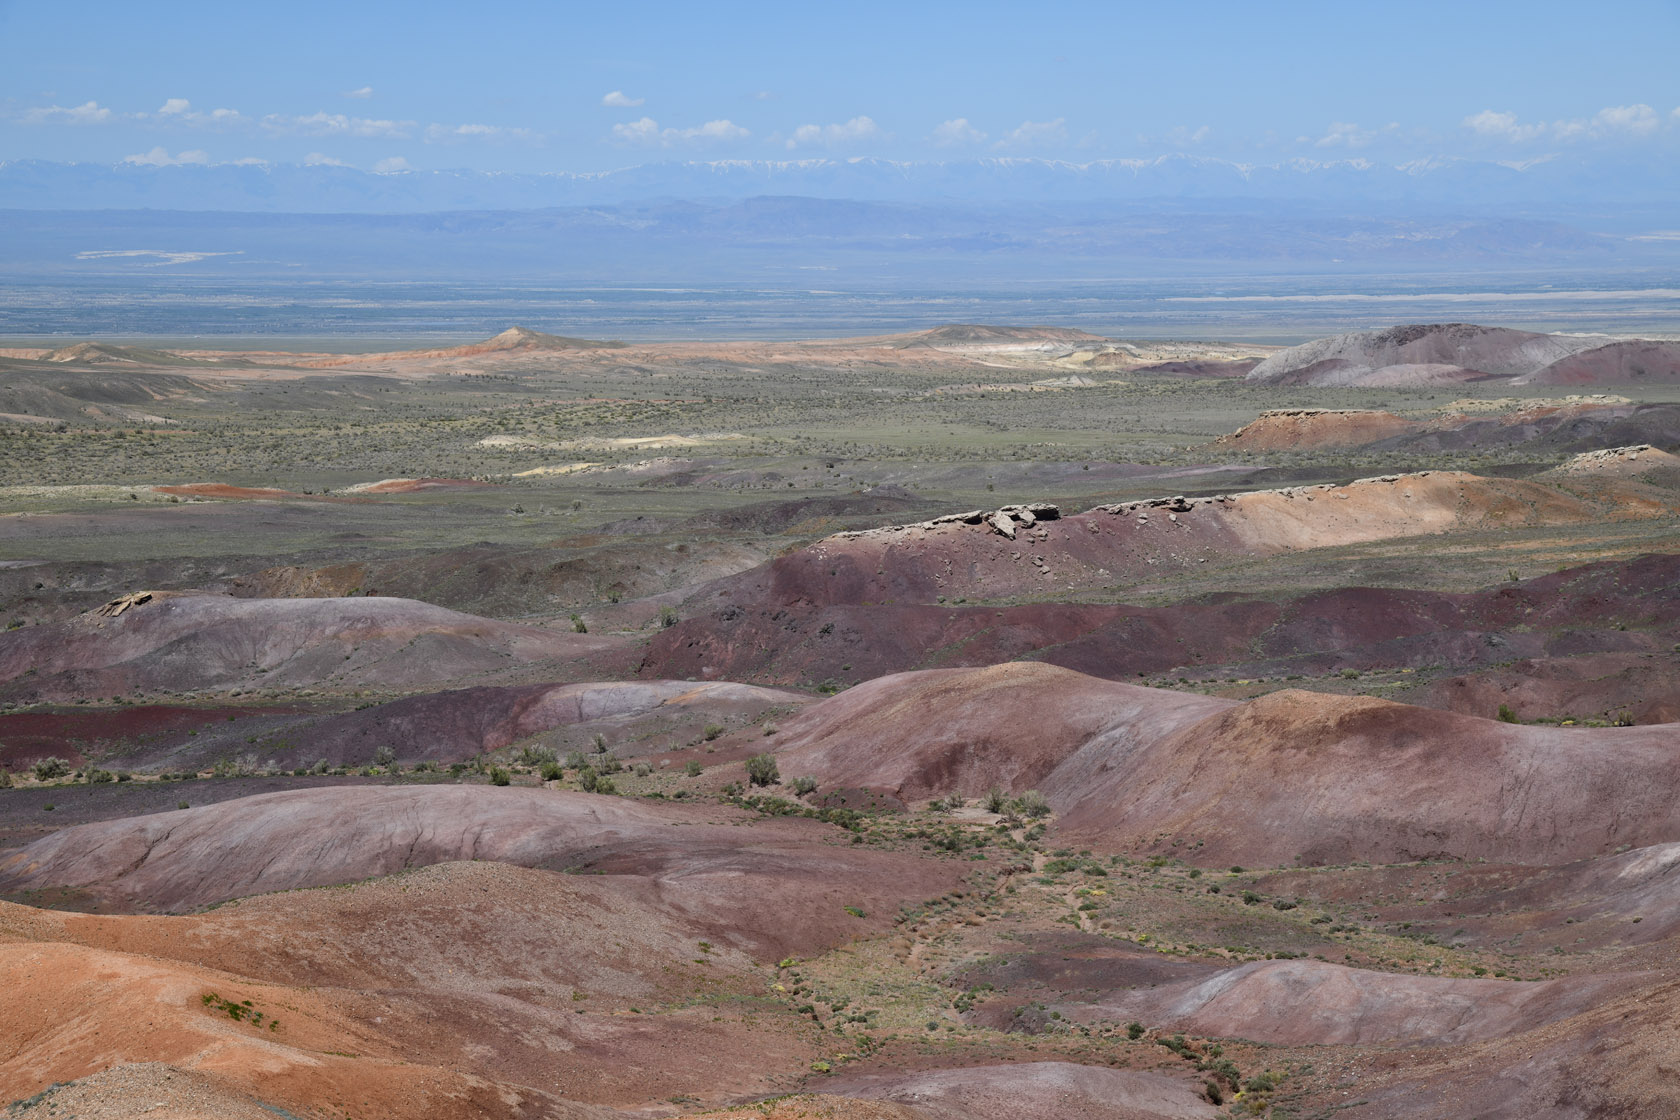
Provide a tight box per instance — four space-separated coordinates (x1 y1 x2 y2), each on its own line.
31 756 70 781
1497 704 1519 724
591 733 608 754
1015 790 1050 818
985 787 1007 813
373 744 396 767
488 766 511 786
86 769 116 784
0 769 11 789
684 759 704 777
519 744 556 766
577 766 599 793
311 758 331 775
659 606 678 628
594 777 618 795
1127 1020 1145 1040
633 762 651 777
570 614 587 634
745 753 780 787
539 761 564 781
564 750 586 769
702 724 725 741
791 775 818 796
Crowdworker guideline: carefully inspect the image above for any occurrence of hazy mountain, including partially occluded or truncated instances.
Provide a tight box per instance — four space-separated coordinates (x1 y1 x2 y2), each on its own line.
2 153 1677 221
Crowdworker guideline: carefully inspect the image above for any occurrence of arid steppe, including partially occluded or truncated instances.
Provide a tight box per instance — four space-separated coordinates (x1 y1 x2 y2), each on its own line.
1 321 1679 1119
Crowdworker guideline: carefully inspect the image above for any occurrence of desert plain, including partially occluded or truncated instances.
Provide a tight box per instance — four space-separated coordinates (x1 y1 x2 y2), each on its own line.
0 320 1678 1119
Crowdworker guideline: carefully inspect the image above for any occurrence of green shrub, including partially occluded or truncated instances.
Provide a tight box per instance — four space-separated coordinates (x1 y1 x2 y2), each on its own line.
1015 790 1050 818
746 753 780 787
488 766 511 786
539 761 564 781
985 786 1007 813
1497 703 1519 723
703 724 725 741
32 756 71 781
570 613 588 633
1127 1020 1145 1040
0 769 11 789
684 759 704 777
791 775 818 796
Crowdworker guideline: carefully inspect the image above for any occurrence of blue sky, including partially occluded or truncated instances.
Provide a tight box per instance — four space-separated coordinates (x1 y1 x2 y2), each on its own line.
3 0 1678 173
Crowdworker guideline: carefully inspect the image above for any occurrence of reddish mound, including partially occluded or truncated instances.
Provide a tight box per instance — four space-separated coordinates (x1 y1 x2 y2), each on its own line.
767 665 1680 866
1343 978 1680 1119
0 940 550 1120
773 663 1225 803
153 483 344 502
1050 687 1680 866
1051 959 1639 1047
1213 409 1416 450
1520 339 1680 385
677 471 1662 616
0 786 959 943
642 533 1680 697
0 593 618 701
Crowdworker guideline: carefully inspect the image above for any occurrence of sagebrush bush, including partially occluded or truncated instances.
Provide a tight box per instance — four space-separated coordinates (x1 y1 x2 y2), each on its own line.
746 753 780 787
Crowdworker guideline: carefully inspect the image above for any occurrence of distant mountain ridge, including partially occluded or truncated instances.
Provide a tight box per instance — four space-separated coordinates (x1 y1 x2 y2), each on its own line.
2 153 1677 216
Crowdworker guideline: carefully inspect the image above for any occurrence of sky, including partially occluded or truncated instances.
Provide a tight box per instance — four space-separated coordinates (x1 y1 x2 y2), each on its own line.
2 0 1679 174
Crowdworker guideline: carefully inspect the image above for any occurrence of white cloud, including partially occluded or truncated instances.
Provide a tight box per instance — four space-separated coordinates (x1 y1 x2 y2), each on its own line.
678 118 748 142
601 90 645 108
18 100 113 125
1467 103 1663 144
372 156 412 173
1462 109 1547 142
344 86 374 99
262 111 414 138
1167 124 1211 146
122 147 210 167
785 115 880 149
1591 103 1659 136
424 122 539 143
611 116 661 144
994 118 1066 149
611 116 749 146
750 90 776 101
1314 121 1375 148
150 99 244 126
302 152 349 166
932 118 986 146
